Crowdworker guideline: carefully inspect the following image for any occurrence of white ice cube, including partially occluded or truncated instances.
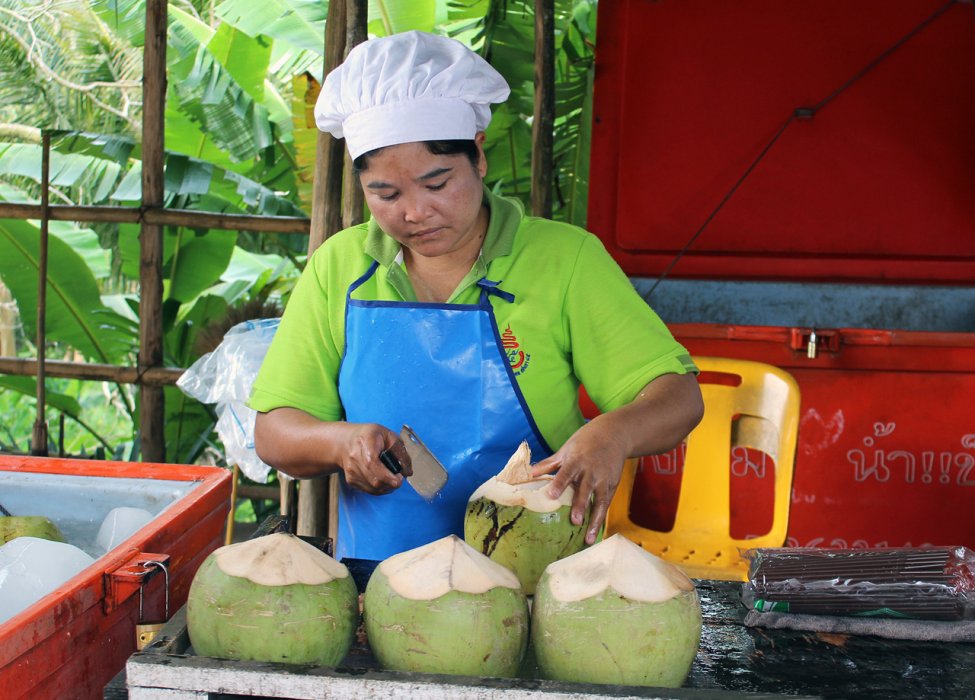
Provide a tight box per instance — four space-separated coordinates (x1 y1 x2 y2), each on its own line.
0 537 95 625
95 507 155 553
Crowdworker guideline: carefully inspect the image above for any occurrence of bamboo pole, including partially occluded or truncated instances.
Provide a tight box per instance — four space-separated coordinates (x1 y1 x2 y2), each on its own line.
308 1 348 252
0 282 15 357
139 0 168 462
0 357 183 385
532 0 555 218
341 0 367 230
0 202 310 234
296 0 349 539
322 0 370 549
30 132 51 456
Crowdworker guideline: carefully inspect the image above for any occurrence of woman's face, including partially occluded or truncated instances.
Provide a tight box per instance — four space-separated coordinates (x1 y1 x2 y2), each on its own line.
359 136 488 260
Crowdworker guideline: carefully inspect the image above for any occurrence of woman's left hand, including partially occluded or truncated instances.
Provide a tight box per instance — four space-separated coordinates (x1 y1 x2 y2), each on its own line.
530 420 628 545
531 372 704 545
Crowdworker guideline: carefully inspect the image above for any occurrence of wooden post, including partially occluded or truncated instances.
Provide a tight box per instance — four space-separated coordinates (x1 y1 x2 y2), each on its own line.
532 0 555 218
341 0 368 230
316 0 370 546
297 0 349 538
307 0 349 252
30 132 51 456
138 0 168 463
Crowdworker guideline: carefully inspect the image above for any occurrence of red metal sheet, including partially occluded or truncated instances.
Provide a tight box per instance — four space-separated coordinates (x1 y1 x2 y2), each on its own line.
0 457 231 700
588 0 975 282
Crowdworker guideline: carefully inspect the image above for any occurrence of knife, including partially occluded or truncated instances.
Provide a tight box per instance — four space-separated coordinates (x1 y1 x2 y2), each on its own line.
379 425 449 501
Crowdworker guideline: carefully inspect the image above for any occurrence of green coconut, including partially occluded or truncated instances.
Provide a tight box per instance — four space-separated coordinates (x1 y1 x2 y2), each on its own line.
0 516 65 545
532 533 702 688
464 442 590 594
186 532 357 666
364 534 529 678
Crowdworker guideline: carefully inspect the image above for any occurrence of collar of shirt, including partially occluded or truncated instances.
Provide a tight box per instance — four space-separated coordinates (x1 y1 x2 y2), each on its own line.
364 186 524 303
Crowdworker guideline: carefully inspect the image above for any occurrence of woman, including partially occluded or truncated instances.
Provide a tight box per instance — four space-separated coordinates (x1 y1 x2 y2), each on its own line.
250 31 703 562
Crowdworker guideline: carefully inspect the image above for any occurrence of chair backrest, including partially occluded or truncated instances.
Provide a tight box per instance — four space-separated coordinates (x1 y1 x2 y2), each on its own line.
606 357 801 581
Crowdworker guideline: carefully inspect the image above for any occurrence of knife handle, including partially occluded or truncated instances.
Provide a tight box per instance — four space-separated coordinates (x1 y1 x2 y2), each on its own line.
379 449 402 474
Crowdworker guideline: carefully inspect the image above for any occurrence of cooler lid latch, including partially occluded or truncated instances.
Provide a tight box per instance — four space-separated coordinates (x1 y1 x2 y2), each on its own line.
790 328 839 358
103 551 170 615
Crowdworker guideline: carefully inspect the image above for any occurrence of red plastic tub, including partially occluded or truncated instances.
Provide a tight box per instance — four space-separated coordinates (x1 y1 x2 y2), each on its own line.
0 456 231 700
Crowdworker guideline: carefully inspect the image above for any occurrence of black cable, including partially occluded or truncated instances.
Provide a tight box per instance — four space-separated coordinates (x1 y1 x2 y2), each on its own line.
645 0 962 299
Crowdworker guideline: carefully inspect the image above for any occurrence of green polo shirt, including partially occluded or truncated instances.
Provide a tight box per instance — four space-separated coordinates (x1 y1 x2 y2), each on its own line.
249 188 696 450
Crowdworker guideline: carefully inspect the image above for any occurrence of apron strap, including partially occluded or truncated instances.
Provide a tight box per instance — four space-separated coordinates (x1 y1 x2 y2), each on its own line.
348 260 380 299
477 278 516 305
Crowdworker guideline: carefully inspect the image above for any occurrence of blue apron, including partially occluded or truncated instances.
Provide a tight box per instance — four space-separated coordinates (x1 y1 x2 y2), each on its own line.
336 261 551 561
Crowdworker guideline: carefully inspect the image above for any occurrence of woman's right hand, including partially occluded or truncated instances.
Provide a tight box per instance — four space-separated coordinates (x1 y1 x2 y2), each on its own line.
339 423 412 495
254 408 410 494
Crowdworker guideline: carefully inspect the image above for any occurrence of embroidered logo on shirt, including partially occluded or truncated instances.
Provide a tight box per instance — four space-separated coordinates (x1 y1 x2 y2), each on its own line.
501 325 531 376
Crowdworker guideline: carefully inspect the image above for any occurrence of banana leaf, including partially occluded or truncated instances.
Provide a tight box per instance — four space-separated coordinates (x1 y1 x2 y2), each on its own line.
0 376 82 417
215 0 328 53
369 0 440 36
167 229 238 304
90 0 148 47
0 143 126 203
0 218 134 363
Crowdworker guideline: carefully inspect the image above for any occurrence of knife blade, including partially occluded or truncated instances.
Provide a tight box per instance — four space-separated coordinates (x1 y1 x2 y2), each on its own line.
379 424 448 501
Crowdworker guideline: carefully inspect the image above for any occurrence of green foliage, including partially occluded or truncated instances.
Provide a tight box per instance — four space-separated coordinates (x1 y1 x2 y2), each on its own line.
0 218 135 364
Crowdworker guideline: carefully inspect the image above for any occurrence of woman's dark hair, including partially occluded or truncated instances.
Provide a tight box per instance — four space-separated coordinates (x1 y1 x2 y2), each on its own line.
353 140 479 174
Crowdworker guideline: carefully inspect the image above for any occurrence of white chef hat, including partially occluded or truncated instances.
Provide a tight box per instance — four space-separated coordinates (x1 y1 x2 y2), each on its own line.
315 31 510 160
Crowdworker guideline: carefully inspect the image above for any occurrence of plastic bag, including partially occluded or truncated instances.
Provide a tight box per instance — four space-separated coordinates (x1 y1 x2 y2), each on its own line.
177 318 280 483
742 545 975 621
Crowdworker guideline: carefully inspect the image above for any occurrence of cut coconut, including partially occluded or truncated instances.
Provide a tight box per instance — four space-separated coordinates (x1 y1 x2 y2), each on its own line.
187 532 357 666
364 535 528 678
464 443 589 594
532 534 701 688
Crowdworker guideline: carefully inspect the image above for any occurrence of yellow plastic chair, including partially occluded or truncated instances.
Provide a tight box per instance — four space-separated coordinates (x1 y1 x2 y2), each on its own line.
606 357 800 581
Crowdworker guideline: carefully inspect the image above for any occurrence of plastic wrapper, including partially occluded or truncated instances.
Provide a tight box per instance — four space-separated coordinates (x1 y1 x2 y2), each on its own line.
742 546 975 621
177 318 280 483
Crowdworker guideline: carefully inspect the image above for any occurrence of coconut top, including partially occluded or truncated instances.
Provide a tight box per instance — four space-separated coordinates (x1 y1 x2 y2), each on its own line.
214 532 349 586
495 441 534 484
468 475 573 512
543 534 694 603
468 441 572 513
378 535 521 600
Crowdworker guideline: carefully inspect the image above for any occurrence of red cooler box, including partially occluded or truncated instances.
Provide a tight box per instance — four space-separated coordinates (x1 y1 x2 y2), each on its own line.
0 456 231 700
588 0 975 548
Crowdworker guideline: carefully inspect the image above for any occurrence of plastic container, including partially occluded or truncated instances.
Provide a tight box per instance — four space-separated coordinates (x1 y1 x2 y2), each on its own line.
0 455 231 700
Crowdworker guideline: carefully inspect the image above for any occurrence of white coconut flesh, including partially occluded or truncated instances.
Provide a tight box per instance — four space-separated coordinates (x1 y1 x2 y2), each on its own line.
378 534 520 600
544 533 694 603
214 531 349 586
468 475 573 513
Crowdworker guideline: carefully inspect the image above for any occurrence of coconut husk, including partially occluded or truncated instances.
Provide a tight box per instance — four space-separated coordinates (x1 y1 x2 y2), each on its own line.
496 441 534 485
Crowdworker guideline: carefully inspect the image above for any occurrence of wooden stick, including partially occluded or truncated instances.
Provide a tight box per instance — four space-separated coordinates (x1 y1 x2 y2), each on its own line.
30 132 51 456
139 0 167 462
0 357 183 385
341 0 367 230
0 203 310 234
297 0 349 539
531 0 555 218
